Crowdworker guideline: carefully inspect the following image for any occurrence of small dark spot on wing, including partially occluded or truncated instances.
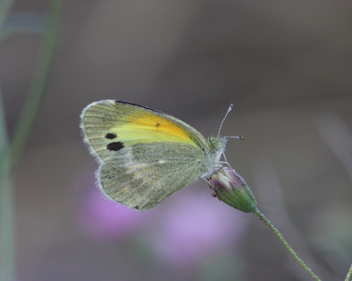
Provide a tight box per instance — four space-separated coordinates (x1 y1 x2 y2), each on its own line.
134 206 139 210
105 133 117 139
107 141 124 151
156 123 160 128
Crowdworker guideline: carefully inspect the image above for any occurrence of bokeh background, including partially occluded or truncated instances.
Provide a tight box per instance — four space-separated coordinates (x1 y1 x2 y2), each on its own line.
1 0 352 280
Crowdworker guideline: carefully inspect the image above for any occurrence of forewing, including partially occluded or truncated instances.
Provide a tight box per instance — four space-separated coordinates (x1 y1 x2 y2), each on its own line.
80 100 209 162
97 142 204 211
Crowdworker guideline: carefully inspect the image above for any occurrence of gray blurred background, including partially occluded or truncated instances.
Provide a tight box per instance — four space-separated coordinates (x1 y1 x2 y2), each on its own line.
1 0 352 280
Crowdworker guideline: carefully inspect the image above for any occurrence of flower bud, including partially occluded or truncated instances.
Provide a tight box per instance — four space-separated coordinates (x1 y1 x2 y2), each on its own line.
208 167 257 213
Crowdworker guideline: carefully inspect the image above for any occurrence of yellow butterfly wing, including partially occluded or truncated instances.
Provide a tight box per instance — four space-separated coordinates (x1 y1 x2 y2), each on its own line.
80 100 210 162
80 100 213 210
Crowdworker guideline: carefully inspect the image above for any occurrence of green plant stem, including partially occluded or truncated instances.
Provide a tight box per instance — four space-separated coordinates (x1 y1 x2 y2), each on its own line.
9 0 62 168
0 0 15 31
254 209 321 281
345 263 352 281
0 2 62 281
0 165 13 281
0 95 14 281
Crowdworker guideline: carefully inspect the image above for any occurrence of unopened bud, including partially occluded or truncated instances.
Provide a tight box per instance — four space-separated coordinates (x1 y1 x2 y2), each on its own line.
208 167 257 213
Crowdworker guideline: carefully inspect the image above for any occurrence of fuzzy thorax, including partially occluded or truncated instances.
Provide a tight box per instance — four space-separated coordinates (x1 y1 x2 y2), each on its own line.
201 136 228 177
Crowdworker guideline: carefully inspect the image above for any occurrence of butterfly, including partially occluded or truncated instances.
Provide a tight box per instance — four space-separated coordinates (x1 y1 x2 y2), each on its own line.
80 100 241 211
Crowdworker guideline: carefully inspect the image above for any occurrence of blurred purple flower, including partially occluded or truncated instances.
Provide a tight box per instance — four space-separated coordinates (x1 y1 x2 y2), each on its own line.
76 184 147 240
147 188 248 268
76 172 248 267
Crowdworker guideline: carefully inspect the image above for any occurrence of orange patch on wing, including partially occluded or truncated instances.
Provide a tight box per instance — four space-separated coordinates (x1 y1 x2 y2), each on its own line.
129 111 193 143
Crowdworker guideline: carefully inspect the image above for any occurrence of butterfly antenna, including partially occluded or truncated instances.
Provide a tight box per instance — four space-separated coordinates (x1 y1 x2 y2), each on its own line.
218 104 245 141
227 135 245 140
218 104 233 137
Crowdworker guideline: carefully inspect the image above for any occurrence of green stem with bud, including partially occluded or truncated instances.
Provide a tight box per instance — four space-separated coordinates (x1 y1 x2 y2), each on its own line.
345 264 352 281
254 208 321 281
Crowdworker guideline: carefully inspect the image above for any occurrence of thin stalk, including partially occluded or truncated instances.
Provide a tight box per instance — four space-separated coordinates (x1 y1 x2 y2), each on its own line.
254 208 321 281
0 0 15 31
0 1 62 281
9 0 62 168
345 263 352 281
0 94 14 281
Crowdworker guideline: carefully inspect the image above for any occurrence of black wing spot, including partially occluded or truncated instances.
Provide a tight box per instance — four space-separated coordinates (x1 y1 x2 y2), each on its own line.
107 142 124 151
156 123 160 128
105 133 117 139
134 206 140 210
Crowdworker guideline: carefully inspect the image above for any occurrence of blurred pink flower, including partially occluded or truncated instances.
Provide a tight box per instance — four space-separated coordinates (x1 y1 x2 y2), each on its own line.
76 184 146 240
76 172 248 267
147 187 248 268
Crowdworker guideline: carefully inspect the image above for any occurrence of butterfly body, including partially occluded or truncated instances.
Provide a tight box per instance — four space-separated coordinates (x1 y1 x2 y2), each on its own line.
80 100 227 211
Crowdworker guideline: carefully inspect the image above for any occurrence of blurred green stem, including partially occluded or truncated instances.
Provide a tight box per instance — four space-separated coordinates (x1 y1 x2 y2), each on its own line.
0 1 62 281
0 95 14 281
345 264 352 281
254 209 321 281
0 0 15 31
9 0 62 168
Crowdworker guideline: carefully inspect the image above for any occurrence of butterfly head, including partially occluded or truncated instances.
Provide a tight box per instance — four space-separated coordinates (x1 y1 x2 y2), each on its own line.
207 136 228 154
205 104 244 174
